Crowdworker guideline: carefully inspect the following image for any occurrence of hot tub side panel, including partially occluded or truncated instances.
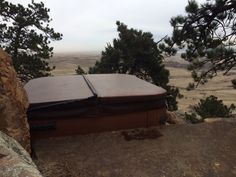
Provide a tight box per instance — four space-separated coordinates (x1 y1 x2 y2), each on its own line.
29 107 167 139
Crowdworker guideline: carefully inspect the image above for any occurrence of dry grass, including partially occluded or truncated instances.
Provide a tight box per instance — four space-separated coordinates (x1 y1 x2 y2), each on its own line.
167 66 236 112
50 52 100 75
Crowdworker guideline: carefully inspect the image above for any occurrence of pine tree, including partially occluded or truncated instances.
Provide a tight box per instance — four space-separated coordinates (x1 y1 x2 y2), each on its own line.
171 0 236 86
88 21 180 111
0 0 62 82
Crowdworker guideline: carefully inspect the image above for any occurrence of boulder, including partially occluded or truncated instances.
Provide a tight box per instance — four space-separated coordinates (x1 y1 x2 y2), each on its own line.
204 117 236 123
166 111 178 124
0 49 31 153
0 131 42 177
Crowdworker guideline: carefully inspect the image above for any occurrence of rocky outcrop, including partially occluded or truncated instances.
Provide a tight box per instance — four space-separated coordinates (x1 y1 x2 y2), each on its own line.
0 49 31 153
0 131 42 177
166 111 179 124
204 117 236 123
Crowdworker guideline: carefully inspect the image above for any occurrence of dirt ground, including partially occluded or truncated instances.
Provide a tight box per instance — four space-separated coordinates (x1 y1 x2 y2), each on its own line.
34 121 236 177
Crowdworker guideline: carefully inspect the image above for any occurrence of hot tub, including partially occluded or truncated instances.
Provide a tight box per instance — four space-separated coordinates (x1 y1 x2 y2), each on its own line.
25 74 167 139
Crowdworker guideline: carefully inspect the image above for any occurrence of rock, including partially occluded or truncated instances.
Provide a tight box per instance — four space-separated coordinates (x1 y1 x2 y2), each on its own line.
0 131 42 177
204 117 236 123
166 111 179 124
0 49 31 153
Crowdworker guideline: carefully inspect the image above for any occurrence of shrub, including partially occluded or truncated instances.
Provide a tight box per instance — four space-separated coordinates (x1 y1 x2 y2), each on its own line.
75 65 86 74
186 83 195 91
184 112 203 124
232 79 236 89
185 95 235 123
194 95 235 118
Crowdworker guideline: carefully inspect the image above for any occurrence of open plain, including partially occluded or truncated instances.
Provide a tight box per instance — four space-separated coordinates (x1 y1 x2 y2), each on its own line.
50 52 236 114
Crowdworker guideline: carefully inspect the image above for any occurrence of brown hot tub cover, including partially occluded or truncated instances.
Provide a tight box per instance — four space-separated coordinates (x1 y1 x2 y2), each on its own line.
25 74 167 137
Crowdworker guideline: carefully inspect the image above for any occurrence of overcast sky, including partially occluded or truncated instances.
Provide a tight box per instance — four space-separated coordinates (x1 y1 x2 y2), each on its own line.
9 0 206 53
